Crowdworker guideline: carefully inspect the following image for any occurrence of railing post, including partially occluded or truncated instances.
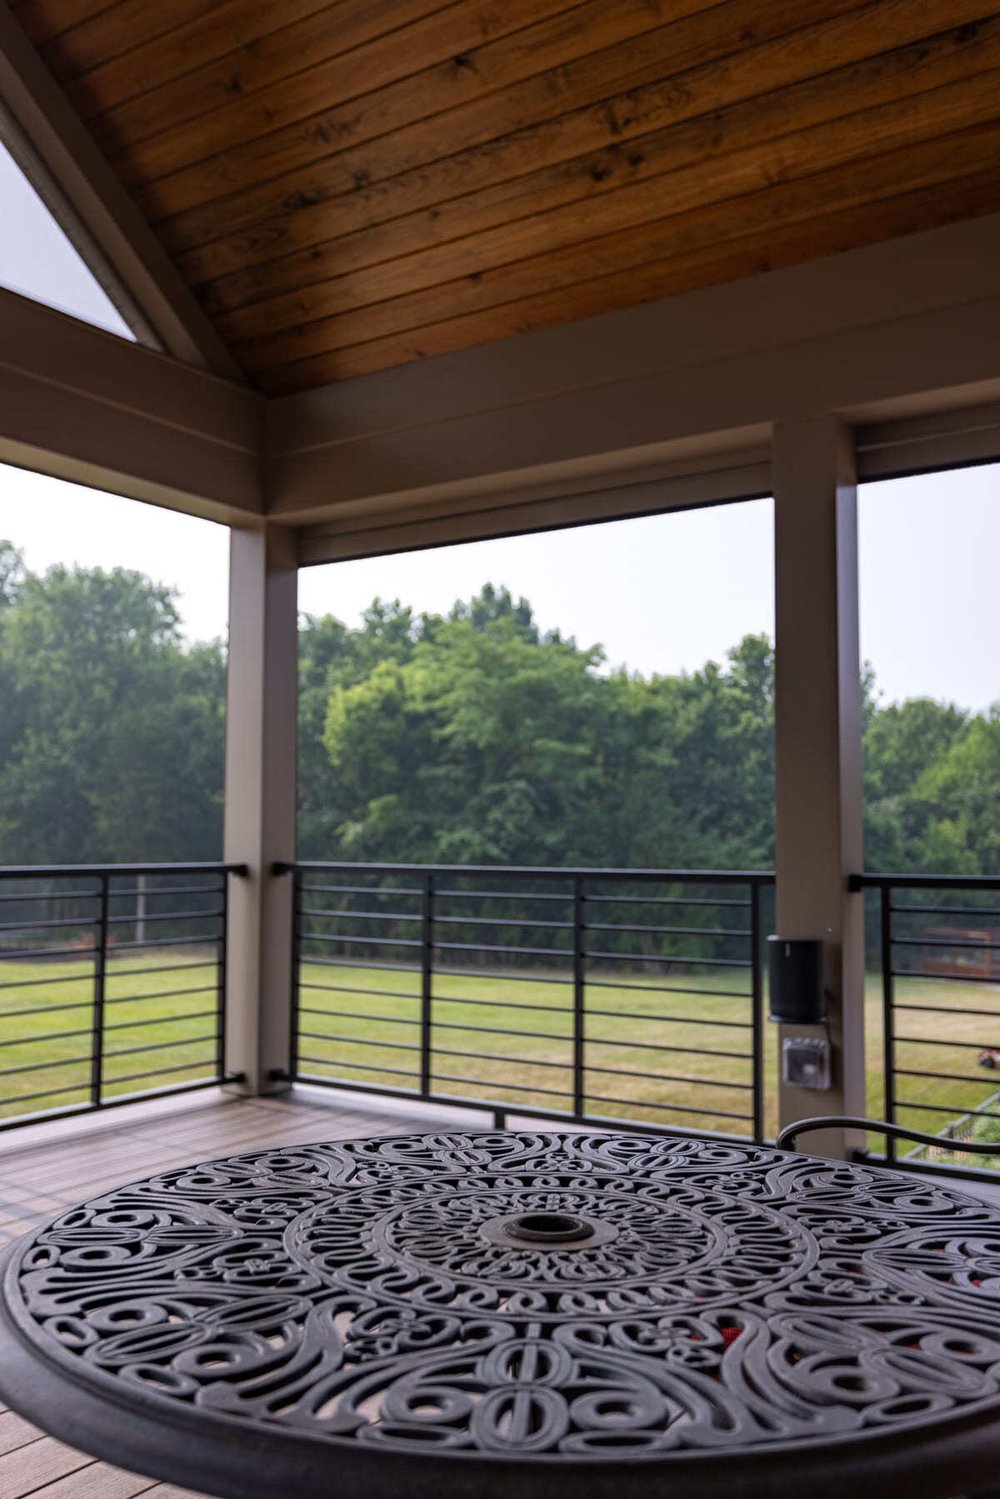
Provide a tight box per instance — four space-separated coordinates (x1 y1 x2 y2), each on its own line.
420 873 434 1097
750 879 765 1143
216 871 229 1085
880 883 896 1163
572 876 586 1119
91 873 109 1109
288 868 302 1084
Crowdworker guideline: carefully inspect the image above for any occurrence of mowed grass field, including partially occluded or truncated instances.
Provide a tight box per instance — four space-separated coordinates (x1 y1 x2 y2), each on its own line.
295 958 1000 1144
3 951 999 1146
0 949 222 1120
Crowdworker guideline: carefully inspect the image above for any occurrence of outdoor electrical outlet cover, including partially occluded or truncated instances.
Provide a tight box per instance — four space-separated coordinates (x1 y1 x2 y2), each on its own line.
782 1036 832 1090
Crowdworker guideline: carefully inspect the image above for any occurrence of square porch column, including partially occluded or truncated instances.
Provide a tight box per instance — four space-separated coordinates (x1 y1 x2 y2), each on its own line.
222 523 298 1094
773 416 866 1158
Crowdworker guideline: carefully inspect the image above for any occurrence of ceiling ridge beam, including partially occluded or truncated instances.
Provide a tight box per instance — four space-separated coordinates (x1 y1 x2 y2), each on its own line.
0 5 244 381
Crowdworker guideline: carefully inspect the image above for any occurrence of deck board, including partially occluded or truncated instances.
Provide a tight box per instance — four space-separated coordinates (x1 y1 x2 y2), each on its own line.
0 1086 465 1498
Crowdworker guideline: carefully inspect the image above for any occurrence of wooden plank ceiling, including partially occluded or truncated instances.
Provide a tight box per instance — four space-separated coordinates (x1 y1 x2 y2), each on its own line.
11 0 1000 393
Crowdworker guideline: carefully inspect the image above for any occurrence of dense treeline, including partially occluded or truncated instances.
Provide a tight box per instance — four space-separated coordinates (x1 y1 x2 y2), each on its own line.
1 544 997 875
0 544 224 864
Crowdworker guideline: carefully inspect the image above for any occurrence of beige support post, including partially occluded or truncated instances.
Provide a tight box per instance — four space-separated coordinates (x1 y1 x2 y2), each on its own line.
223 523 298 1094
772 416 866 1159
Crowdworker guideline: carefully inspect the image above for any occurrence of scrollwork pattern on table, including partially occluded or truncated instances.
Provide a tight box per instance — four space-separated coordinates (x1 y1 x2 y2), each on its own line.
8 1131 1000 1460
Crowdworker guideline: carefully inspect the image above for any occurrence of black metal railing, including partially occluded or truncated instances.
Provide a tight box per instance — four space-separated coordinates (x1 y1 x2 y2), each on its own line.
0 862 246 1129
279 862 773 1141
851 872 1000 1167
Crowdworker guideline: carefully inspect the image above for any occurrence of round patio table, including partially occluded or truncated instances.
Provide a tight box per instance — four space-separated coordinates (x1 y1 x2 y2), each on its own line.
3 1129 1000 1499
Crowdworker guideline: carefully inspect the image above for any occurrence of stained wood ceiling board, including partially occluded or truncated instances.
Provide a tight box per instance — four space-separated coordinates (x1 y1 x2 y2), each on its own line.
12 0 1000 391
0 3 243 375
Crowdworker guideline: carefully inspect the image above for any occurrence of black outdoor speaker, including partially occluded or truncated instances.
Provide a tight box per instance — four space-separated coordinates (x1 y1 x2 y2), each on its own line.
767 936 826 1024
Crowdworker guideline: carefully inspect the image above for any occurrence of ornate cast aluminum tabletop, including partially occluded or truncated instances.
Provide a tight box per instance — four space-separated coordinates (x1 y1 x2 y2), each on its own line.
3 1130 1000 1499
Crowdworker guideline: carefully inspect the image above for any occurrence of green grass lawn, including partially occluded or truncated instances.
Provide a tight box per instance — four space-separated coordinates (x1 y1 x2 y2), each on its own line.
3 951 999 1149
0 948 221 1119
295 958 1000 1144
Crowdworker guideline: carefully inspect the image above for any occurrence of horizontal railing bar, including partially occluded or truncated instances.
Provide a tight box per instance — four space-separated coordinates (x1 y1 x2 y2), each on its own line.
1 862 247 878
98 1075 236 1106
105 983 216 1007
889 903 1000 918
103 1033 216 1060
0 970 93 993
584 893 752 909
892 934 1000 951
0 1080 92 1107
303 930 421 950
110 932 222 953
429 1071 570 1100
851 873 1000 891
893 1004 1000 1021
0 914 99 935
294 1072 421 1100
430 994 568 1014
583 1091 752 1122
4 1052 92 1075
585 922 752 939
432 1045 569 1070
892 1033 998 1049
291 1074 757 1146
584 1064 751 1090
585 978 748 999
304 955 420 975
110 882 223 900
281 861 774 884
0 887 100 903
585 949 749 968
585 1033 750 1060
433 915 574 931
432 889 570 905
104 958 218 981
434 939 571 958
299 1006 419 1026
297 1030 416 1052
432 966 568 987
1 1074 233 1130
0 1026 91 1050
104 1009 216 1033
891 1100 1000 1119
101 1059 217 1086
889 968 998 986
0 941 103 963
105 907 225 927
299 906 421 924
586 1006 751 1029
298 882 423 898
894 1067 1000 1086
296 979 419 1001
297 1055 418 1079
0 997 93 1019
432 1018 570 1042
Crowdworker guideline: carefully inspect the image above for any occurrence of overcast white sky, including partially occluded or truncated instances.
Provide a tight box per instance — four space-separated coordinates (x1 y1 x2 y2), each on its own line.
0 142 997 711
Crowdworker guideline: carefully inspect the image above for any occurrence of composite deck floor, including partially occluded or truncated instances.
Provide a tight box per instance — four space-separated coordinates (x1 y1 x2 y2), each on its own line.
2 1088 999 1499
0 1086 470 1499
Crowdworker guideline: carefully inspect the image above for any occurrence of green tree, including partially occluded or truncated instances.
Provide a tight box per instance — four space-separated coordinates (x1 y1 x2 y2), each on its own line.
864 698 970 872
0 558 224 863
